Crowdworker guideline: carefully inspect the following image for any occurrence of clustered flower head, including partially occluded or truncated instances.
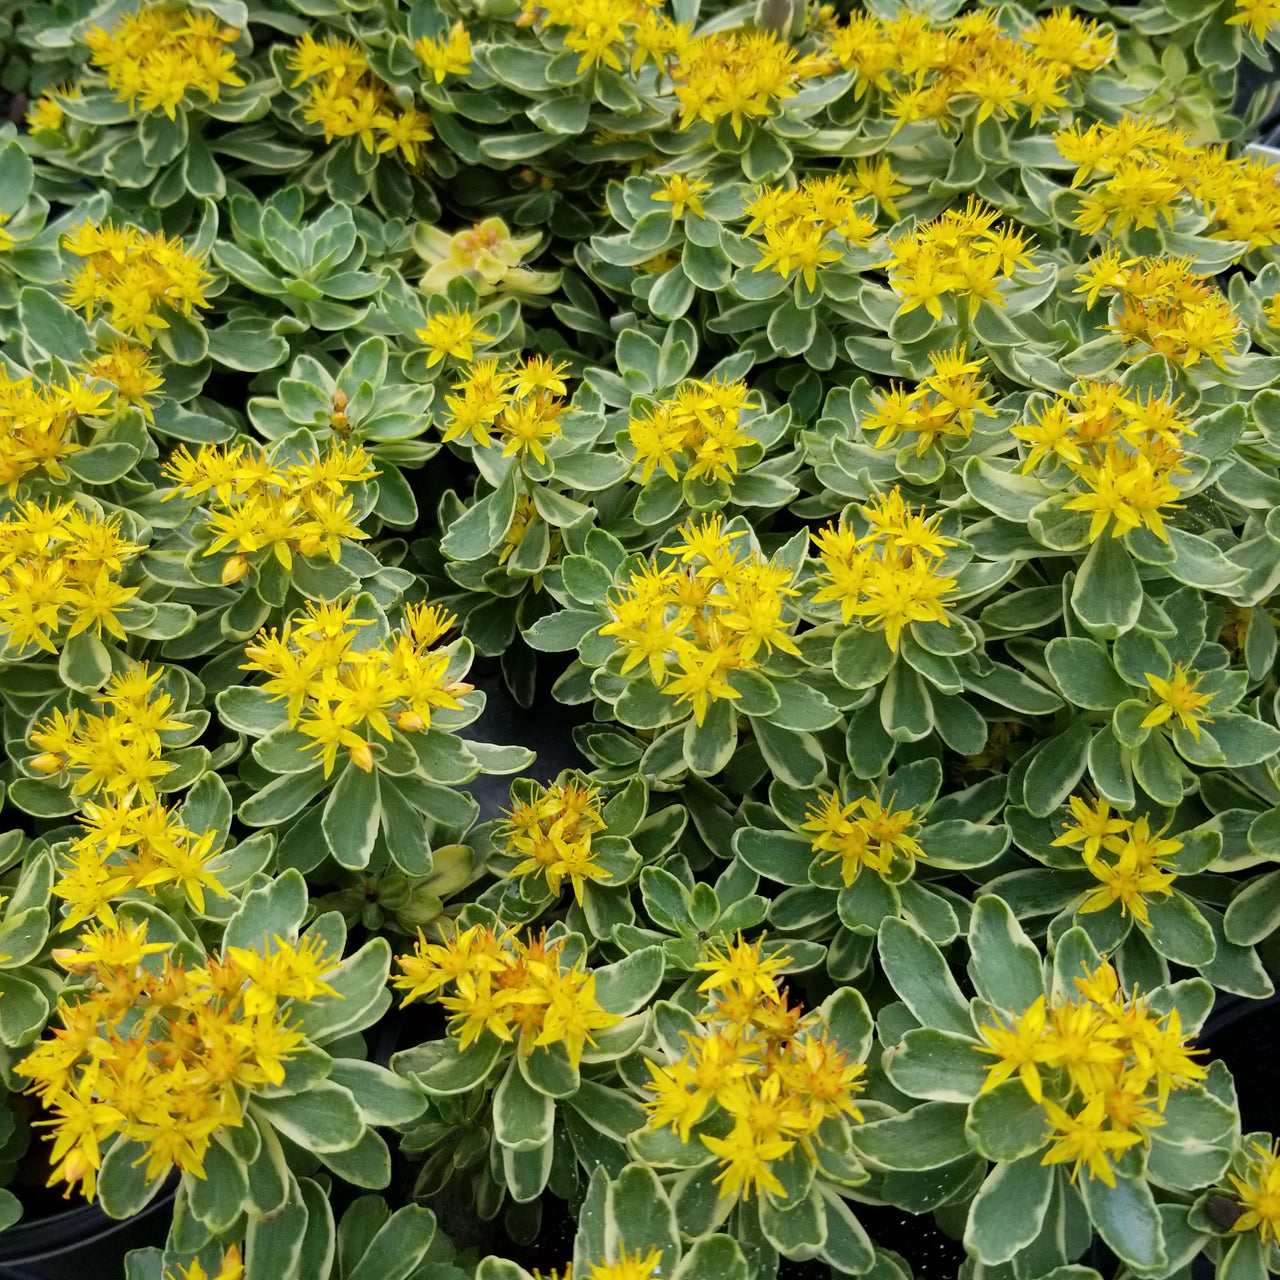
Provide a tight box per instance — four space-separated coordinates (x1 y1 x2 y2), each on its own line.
1229 1140 1280 1244
0 366 113 493
500 779 609 906
525 0 684 77
394 924 620 1068
82 4 244 119
30 664 189 805
242 598 470 777
888 197 1036 321
743 176 880 292
1052 796 1182 926
864 345 996 456
82 343 165 423
645 934 867 1200
1058 117 1280 250
290 33 433 166
441 354 570 464
61 220 213 346
162 439 377 583
19 921 337 1200
1012 380 1190 542
1077 250 1243 370
55 795 224 929
828 8 1115 128
975 960 1207 1187
415 303 495 369
599 514 801 725
0 500 143 653
811 488 957 652
628 376 754 486
414 20 472 83
803 786 925 886
672 28 829 136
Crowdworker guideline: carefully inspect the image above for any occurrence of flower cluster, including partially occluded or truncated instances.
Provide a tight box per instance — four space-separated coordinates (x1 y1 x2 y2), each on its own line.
162 440 376 583
19 922 337 1200
241 598 471 776
810 489 957 652
1012 381 1190 542
62 220 212 346
30 665 188 804
0 501 142 653
290 34 433 166
499 779 608 906
1053 797 1181 926
976 960 1206 1186
414 21 472 83
440 355 570 463
599 515 800 725
672 29 829 135
1058 118 1280 250
526 0 682 77
394 924 620 1068
82 4 244 119
628 376 754 485
829 9 1114 128
1077 251 1243 369
82 343 165 422
743 177 879 291
1228 1141 1280 1244
887 198 1035 321
0 367 112 493
802 788 925 887
864 345 995 456
415 304 494 369
645 935 866 1200
54 797 223 928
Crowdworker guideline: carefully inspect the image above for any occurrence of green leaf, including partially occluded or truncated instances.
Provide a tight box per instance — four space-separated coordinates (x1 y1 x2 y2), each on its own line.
525 609 606 652
965 1080 1048 1161
246 1174 308 1280
493 1055 555 1151
58 630 113 693
19 286 90 362
328 1060 426 1127
322 763 381 870
252 1082 365 1154
854 1102 971 1170
594 946 665 1015
1043 638 1129 710
675 1234 748 1280
733 827 813 886
97 1139 167 1220
877 917 971 1036
963 1155 1054 1265
607 1165 681 1270
832 628 896 690
882 1028 988 1103
1079 1175 1167 1272
392 1032 505 1096
347 1205 437 1280
1071 537 1142 638
967 895 1045 1012
1142 891 1216 966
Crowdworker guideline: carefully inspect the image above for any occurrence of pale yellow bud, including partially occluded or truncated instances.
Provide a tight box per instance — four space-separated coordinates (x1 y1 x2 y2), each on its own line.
348 741 375 773
221 554 249 585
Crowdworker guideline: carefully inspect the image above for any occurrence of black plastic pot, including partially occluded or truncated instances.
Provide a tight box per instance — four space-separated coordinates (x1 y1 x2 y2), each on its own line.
0 1180 176 1280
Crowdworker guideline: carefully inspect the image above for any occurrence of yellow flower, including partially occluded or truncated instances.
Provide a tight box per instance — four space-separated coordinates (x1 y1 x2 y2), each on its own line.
975 996 1052 1102
1230 1141 1280 1243
166 1245 244 1280
652 174 711 221
502 779 609 905
414 218 558 297
414 21 472 82
1040 1094 1143 1186
83 6 243 119
415 305 494 368
1141 664 1215 741
696 933 789 1003
587 1247 662 1280
701 1118 794 1199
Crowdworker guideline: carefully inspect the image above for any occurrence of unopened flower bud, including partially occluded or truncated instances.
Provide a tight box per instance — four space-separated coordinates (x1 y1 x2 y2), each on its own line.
297 534 323 558
348 741 375 773
30 752 64 775
397 709 425 732
221 554 249 585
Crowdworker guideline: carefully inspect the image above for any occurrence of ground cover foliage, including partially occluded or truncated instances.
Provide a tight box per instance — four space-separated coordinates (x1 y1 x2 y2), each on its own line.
1 0 1280 1278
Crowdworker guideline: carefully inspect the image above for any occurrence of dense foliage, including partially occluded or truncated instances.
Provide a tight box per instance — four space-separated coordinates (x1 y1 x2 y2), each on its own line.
1 0 1280 1278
